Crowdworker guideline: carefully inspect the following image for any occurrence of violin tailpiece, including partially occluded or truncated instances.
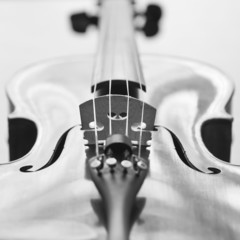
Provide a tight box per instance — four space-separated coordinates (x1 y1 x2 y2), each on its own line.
87 133 149 240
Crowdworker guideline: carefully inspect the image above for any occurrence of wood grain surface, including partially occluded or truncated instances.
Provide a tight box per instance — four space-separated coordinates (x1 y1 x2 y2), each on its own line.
0 55 239 239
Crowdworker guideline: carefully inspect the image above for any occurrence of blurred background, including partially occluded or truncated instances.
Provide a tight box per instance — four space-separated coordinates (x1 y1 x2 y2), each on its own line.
0 0 240 163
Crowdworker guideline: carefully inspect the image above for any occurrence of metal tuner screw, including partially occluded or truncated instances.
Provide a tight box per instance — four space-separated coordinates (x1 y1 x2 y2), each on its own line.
121 160 133 173
90 157 103 175
136 160 148 176
106 157 117 172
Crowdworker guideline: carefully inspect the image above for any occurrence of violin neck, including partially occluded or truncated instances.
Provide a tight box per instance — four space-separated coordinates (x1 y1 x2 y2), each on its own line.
92 0 145 93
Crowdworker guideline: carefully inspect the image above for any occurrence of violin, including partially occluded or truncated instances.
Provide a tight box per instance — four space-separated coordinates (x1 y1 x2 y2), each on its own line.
1 0 239 239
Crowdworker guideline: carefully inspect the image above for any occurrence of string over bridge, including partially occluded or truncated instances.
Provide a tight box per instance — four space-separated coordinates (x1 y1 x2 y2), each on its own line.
79 95 156 146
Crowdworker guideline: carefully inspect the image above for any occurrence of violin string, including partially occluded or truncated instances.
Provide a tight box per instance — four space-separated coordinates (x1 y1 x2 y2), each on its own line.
121 47 130 137
138 101 145 157
91 1 110 156
109 77 112 136
130 39 145 157
125 78 130 137
91 45 100 156
92 88 99 156
109 7 116 137
91 30 102 157
125 2 133 138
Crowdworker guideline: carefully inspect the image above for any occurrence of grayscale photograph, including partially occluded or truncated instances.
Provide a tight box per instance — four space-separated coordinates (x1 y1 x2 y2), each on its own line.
0 0 239 239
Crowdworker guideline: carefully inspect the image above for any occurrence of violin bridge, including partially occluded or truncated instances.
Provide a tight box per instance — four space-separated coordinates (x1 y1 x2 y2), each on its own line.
79 95 156 146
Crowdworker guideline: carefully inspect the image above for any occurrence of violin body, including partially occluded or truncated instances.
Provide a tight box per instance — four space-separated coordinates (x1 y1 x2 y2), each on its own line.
1 54 239 239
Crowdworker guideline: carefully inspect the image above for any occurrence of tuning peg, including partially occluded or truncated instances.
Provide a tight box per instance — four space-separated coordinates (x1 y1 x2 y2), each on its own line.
70 12 98 33
70 4 162 37
135 4 163 37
